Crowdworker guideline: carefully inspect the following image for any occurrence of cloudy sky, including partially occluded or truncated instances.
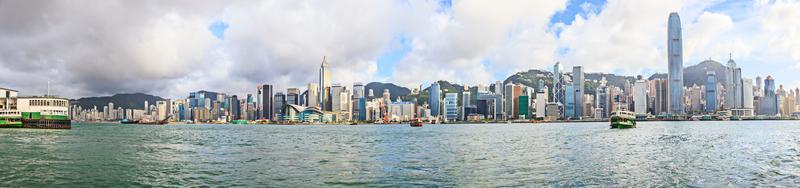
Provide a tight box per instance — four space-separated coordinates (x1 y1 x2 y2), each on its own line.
1 0 799 99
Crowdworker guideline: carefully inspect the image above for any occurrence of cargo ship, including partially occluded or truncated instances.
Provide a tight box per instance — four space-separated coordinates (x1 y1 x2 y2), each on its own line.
1 87 71 129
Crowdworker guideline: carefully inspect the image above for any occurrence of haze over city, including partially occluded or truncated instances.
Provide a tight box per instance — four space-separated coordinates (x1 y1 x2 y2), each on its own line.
1 0 799 99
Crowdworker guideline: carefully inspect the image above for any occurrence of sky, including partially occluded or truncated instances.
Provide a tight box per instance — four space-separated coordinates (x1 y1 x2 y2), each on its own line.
1 0 799 99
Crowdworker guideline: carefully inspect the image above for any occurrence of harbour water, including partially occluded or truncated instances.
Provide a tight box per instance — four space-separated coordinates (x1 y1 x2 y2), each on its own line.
2 121 800 187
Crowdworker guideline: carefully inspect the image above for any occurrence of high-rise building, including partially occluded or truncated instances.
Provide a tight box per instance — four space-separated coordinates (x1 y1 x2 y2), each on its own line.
306 83 318 108
536 86 548 119
565 84 575 119
552 62 565 107
257 84 273 120
230 95 240 120
634 76 648 115
724 58 737 109
330 84 344 112
742 78 754 109
274 92 286 119
573 66 584 118
429 82 441 117
706 71 717 113
759 76 778 116
444 93 458 122
733 67 743 109
286 88 300 106
755 76 763 97
596 78 610 118
667 12 685 115
319 56 331 111
653 79 668 115
504 83 514 119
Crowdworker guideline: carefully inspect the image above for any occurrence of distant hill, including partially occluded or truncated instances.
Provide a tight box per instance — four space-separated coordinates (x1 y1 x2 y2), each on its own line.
646 60 728 87
683 60 728 87
71 93 164 110
365 82 411 100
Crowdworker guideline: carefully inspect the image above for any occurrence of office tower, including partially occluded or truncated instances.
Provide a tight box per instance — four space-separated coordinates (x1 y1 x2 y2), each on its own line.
759 76 778 115
274 92 286 119
353 83 365 99
536 86 548 118
733 67 743 109
724 58 736 109
257 84 273 120
755 76 763 97
706 71 717 113
634 76 648 115
552 62 565 106
429 82 441 117
319 56 331 111
444 93 458 122
330 84 343 112
156 100 169 121
573 66 584 117
306 83 318 108
742 78 754 109
596 78 610 118
565 84 575 118
652 79 668 115
667 12 685 115
230 95 240 120
504 83 514 118
287 88 300 106
462 90 472 121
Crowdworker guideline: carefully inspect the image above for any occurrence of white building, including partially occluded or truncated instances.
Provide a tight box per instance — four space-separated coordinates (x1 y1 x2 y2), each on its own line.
633 79 648 115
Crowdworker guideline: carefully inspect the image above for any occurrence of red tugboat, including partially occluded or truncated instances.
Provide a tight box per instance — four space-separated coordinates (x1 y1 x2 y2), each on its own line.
410 118 423 127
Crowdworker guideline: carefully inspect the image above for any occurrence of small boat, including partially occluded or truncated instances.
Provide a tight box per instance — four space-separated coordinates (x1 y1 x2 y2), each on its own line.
610 110 636 129
410 119 423 127
120 119 139 124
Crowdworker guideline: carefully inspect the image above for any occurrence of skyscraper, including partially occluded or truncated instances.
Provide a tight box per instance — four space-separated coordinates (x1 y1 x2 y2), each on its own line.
725 58 737 109
572 66 584 118
733 67 743 109
706 71 717 113
667 12 685 115
552 62 565 106
319 56 331 111
230 95 240 120
444 93 458 122
760 76 778 116
634 76 648 115
257 84 273 120
274 92 286 119
429 82 441 117
306 83 318 108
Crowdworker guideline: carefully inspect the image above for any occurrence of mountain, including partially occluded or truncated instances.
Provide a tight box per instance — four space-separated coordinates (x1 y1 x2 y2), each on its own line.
365 82 411 100
71 93 164 110
683 60 728 87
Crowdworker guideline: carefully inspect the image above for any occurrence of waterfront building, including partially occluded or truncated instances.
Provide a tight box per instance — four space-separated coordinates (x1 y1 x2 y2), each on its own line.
429 82 441 117
535 86 548 119
667 12 685 115
388 102 416 122
734 67 743 109
552 62 565 118
257 84 273 120
444 93 458 122
286 88 300 106
565 84 575 119
573 66 584 118
477 92 503 120
687 85 704 114
319 56 331 111
595 78 610 118
462 89 472 121
759 76 778 116
274 92 286 120
755 76 763 97
306 83 319 108
156 100 169 121
706 71 717 113
633 76 648 115
504 83 514 119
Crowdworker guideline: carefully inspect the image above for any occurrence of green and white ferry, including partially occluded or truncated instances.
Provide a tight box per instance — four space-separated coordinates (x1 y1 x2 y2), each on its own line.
610 110 637 129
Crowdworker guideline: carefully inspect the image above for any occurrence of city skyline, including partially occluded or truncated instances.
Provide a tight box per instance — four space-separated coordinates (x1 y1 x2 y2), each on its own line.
1 0 800 99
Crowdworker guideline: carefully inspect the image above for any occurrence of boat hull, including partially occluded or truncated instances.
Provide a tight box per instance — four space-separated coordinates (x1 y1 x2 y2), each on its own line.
610 116 636 129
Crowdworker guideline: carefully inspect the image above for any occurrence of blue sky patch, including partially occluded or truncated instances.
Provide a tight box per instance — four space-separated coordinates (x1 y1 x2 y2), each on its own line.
208 20 229 40
376 34 413 78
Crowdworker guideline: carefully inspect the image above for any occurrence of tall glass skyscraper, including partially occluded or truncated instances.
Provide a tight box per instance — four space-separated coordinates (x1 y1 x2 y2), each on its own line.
705 71 717 113
667 12 685 115
319 56 331 111
572 66 584 118
429 82 441 117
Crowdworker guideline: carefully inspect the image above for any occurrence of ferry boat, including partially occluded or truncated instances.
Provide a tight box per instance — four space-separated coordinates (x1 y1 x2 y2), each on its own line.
610 110 636 129
410 118 423 127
